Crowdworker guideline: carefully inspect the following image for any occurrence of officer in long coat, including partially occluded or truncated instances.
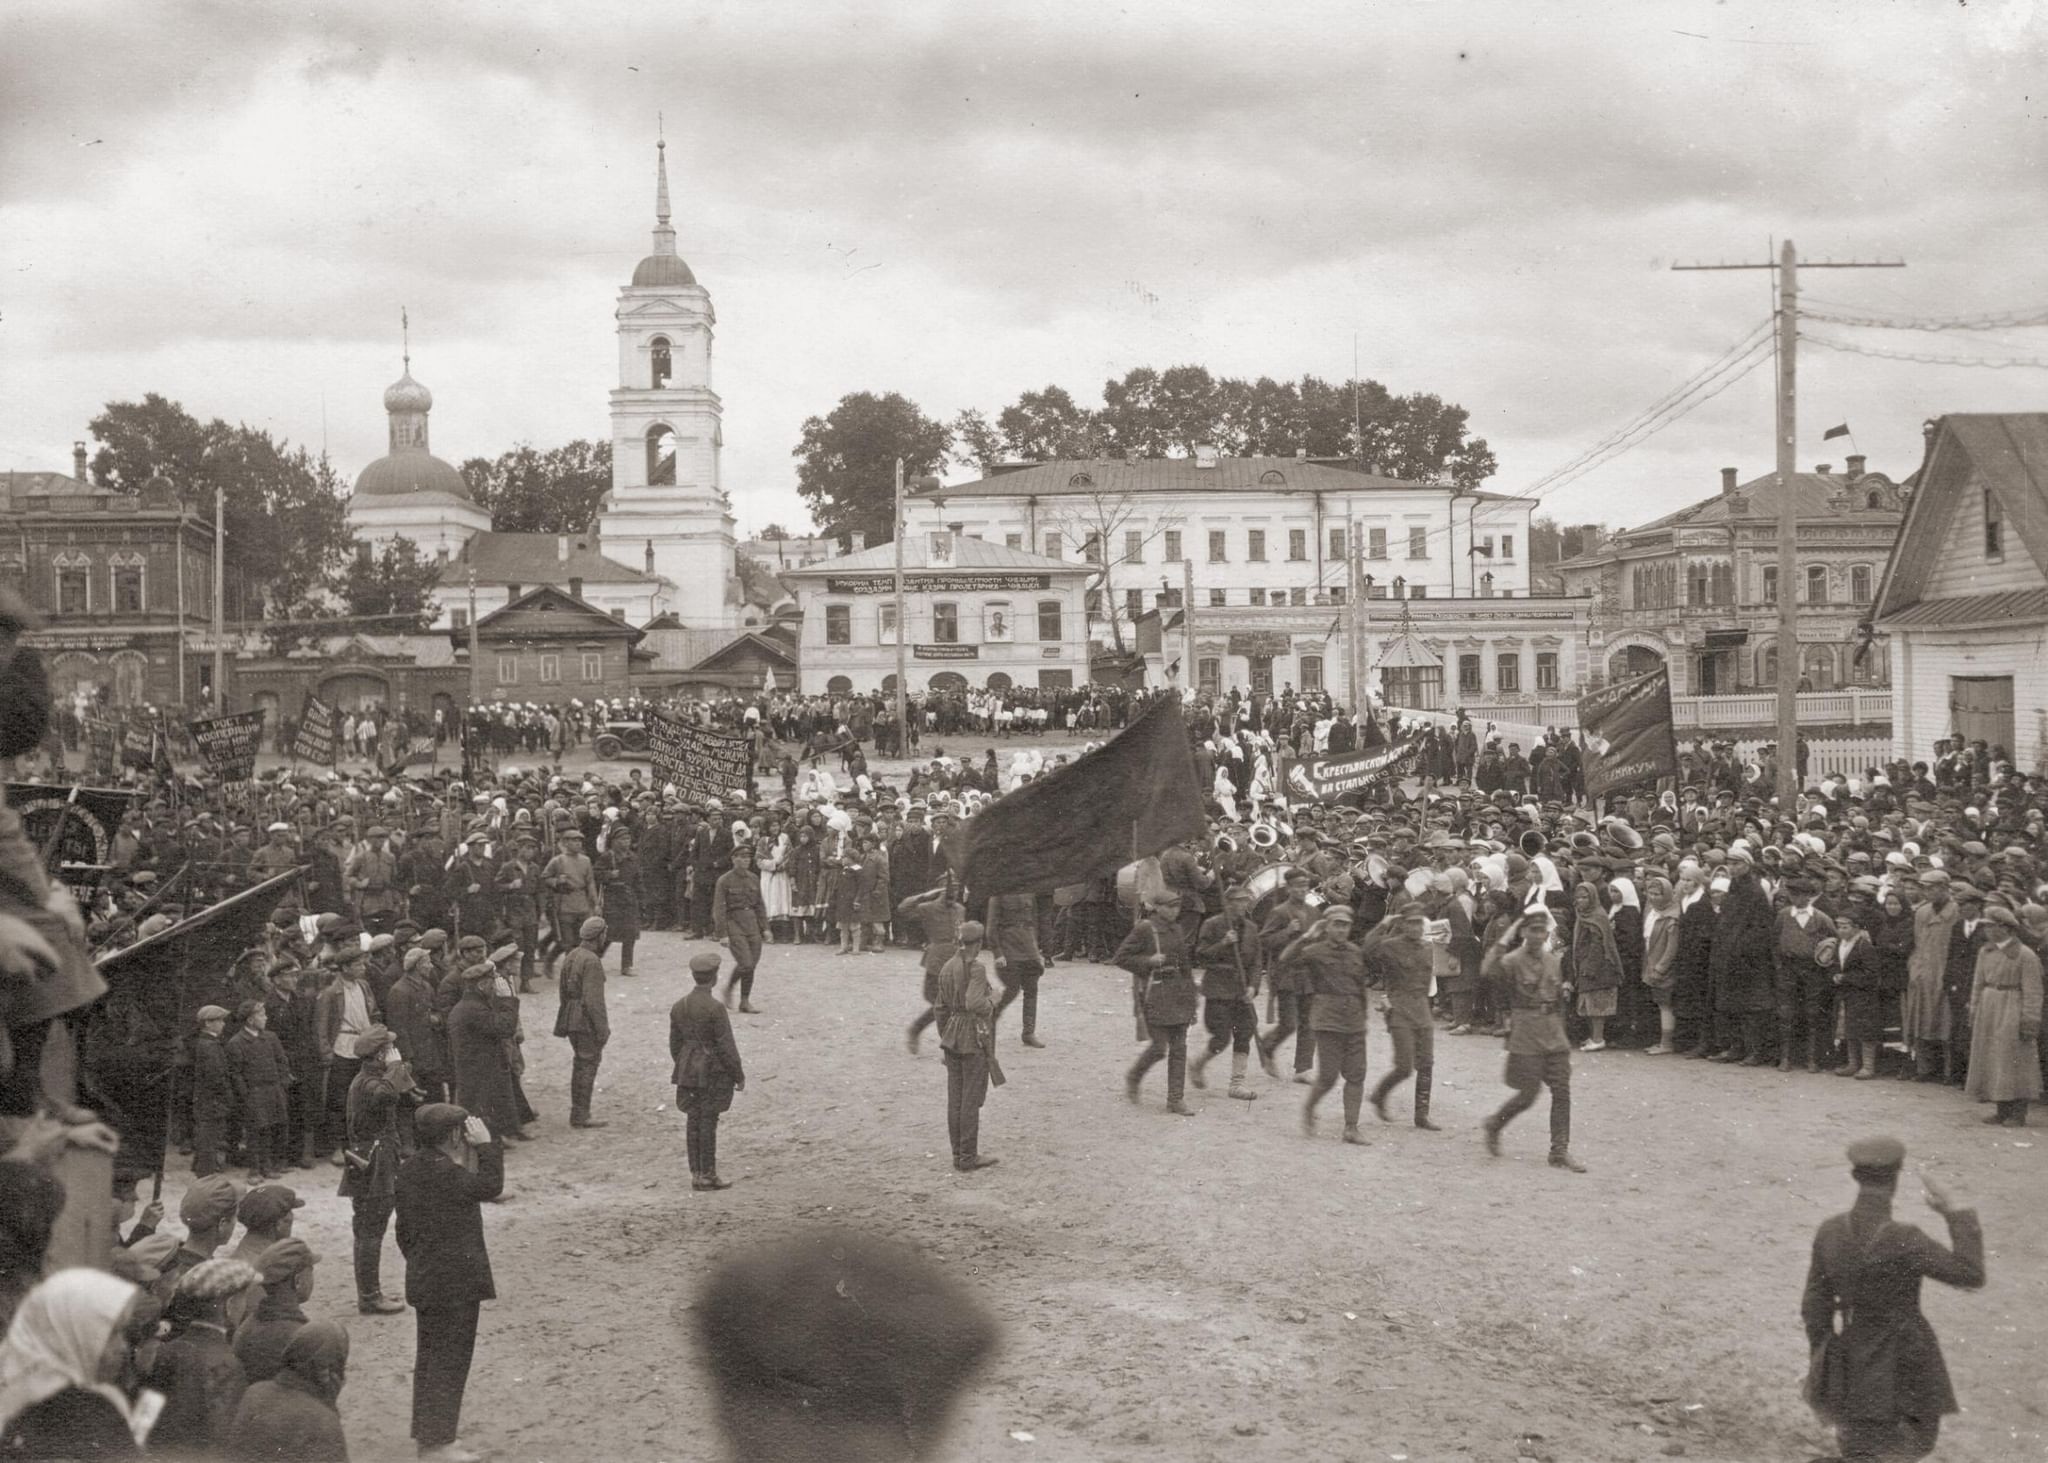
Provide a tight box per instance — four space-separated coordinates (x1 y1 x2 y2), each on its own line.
1802 1137 1984 1462
1709 851 1777 1064
671 952 745 1190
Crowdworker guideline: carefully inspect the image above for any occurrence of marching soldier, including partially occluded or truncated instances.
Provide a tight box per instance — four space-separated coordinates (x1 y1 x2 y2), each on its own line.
1118 893 1199 1116
495 832 543 993
713 842 770 1013
1256 869 1321 1084
1290 909 1371 1144
934 921 1001 1171
985 889 1048 1048
671 952 746 1189
1481 912 1586 1172
1190 884 1261 1101
1365 908 1441 1130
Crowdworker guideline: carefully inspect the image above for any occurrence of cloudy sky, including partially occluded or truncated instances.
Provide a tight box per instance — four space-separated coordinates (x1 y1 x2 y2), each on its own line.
6 0 2046 538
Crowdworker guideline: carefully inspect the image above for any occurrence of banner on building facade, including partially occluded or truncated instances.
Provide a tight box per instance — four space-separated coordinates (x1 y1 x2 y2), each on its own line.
1280 738 1420 802
912 644 979 661
1579 667 1679 799
646 711 754 804
825 573 1054 596
6 784 140 903
292 694 337 765
1227 632 1294 658
187 710 266 784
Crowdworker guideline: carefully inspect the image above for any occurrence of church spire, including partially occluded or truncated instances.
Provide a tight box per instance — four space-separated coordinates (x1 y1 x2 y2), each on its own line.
651 125 676 258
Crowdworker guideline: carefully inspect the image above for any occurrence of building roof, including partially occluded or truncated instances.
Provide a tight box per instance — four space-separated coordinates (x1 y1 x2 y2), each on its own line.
913 455 1524 503
353 452 473 500
692 630 798 671
778 535 1094 577
1879 588 2048 630
1555 468 1904 574
459 531 664 587
632 254 698 288
463 584 646 645
1373 626 1443 670
1875 413 2048 623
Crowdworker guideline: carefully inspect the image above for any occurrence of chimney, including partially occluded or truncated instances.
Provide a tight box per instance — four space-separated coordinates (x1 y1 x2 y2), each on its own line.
557 534 569 562
947 521 964 542
1295 447 1308 459
1720 467 1738 496
1845 454 1866 481
1815 463 1832 476
848 530 866 553
569 576 584 599
72 442 87 481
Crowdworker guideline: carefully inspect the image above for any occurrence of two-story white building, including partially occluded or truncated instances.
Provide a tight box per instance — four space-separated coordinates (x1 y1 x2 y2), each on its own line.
900 450 1534 650
779 534 1096 696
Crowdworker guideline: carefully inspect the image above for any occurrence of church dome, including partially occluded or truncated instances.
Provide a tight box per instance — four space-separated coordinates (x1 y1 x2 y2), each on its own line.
383 370 433 414
353 450 472 500
632 252 698 288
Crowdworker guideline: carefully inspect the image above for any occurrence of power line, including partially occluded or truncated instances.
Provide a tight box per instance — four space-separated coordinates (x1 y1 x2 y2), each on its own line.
1800 333 2048 370
1801 303 2048 333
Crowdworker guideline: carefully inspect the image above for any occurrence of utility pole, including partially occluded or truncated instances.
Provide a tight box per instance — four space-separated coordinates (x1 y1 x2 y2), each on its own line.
1182 557 1196 695
467 566 481 706
1674 240 1902 808
1348 515 1366 714
892 458 907 753
212 482 225 711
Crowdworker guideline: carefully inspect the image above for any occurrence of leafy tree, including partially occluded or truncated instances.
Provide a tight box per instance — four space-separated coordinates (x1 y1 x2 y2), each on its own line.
948 408 1005 474
995 385 1098 460
792 391 950 546
88 395 350 618
756 523 792 541
335 536 443 632
458 439 613 534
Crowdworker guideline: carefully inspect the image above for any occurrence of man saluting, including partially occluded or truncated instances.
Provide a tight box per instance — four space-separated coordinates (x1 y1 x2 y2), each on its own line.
1802 1136 1985 1463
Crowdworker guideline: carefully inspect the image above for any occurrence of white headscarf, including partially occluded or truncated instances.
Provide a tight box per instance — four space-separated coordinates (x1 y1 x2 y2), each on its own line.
0 1269 154 1446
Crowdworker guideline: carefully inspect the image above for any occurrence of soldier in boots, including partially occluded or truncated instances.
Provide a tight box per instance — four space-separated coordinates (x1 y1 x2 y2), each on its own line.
986 890 1047 1048
1190 884 1261 1101
1118 893 1199 1115
554 917 611 1130
1365 908 1441 1131
1481 912 1586 1172
1291 909 1371 1144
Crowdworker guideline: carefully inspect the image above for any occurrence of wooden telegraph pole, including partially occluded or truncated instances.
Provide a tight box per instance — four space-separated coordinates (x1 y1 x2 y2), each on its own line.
1674 241 1902 807
893 458 908 752
1348 516 1368 715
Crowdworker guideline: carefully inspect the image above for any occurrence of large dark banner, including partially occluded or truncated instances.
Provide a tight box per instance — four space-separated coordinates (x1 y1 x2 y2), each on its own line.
1580 667 1680 799
118 723 155 771
6 784 140 903
292 694 337 765
1281 738 1419 802
943 691 1206 897
188 710 266 784
646 712 754 804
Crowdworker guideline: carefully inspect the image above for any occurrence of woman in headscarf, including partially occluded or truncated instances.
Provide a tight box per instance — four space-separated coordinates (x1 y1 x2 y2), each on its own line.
1673 864 1718 1057
0 1268 160 1459
756 814 792 944
788 819 824 944
1874 884 1916 1078
226 1319 349 1462
1638 874 1680 1054
1606 872 1646 1046
1568 881 1622 1052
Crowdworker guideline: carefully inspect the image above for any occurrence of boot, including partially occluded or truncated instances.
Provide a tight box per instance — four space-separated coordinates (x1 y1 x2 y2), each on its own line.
1415 1082 1439 1131
1167 1101 1198 1117
1341 1125 1366 1145
1227 1051 1258 1101
1189 1048 1214 1090
1548 1150 1588 1173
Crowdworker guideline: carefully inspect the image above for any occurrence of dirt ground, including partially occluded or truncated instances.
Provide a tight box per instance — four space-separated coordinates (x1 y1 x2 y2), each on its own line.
212 921 2044 1463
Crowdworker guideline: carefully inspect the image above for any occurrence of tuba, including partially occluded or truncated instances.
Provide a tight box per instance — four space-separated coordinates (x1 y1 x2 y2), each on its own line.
1249 821 1281 850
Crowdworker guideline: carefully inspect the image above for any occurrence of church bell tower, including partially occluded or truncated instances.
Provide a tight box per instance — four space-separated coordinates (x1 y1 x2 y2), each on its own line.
596 134 739 630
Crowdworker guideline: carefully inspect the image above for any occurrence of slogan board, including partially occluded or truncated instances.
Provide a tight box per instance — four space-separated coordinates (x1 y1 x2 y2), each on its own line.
188 710 266 784
913 644 979 660
292 694 337 765
825 573 1054 596
5 784 139 902
1579 667 1679 799
1280 739 1420 802
118 724 156 771
646 711 754 804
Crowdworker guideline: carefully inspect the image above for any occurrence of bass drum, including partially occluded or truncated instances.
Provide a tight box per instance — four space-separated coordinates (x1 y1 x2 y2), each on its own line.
1243 863 1326 923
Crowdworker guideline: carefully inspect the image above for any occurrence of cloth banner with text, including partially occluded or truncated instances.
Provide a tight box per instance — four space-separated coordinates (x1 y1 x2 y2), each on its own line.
1579 667 1680 800
6 783 140 904
187 710 266 784
646 712 754 804
291 694 337 765
1279 737 1420 803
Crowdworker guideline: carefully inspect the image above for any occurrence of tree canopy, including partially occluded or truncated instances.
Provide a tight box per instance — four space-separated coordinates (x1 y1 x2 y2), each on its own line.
335 537 443 633
792 391 951 546
458 439 613 534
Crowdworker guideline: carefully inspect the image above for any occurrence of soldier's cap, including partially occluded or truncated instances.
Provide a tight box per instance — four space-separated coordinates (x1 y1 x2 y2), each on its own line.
956 920 986 941
414 1103 469 1145
237 1183 305 1229
366 824 389 838
488 943 520 966
352 1024 396 1058
266 822 292 834
457 934 488 953
195 1004 230 1024
420 928 449 949
255 1236 317 1286
689 952 722 978
179 1173 245 1229
463 832 490 846
1845 1135 1905 1173
579 916 608 939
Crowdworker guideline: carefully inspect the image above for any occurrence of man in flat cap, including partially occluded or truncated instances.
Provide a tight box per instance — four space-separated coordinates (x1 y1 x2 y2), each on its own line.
671 952 745 1189
692 1227 998 1462
346 823 402 926
554 916 612 1130
396 1102 502 1462
157 1173 244 1302
1802 1137 1984 1462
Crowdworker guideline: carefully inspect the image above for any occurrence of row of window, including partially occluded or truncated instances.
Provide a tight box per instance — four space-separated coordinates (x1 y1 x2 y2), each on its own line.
495 651 606 685
50 553 149 615
1633 561 1877 609
823 600 1064 647
986 525 1514 565
1456 651 1563 695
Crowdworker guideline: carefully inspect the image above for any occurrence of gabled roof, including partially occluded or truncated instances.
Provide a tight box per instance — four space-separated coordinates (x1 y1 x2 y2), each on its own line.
778 536 1093 577
461 584 645 644
1558 468 1905 571
691 631 798 671
1874 413 2048 623
912 455 1523 502
460 531 664 587
1373 627 1442 670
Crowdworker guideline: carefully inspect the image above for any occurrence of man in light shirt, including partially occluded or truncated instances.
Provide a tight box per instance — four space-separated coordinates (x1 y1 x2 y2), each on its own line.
315 947 383 1165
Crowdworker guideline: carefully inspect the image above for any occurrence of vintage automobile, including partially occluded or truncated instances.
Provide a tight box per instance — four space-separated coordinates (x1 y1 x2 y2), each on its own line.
592 720 651 760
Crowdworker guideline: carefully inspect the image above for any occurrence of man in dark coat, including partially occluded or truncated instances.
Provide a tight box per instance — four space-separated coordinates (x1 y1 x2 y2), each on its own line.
554 916 611 1129
340 1027 413 1315
671 952 745 1189
1709 852 1778 1065
889 810 935 946
446 964 521 1142
395 1102 504 1462
386 947 449 1105
1673 873 1718 1057
1802 1137 1984 1462
227 1319 351 1463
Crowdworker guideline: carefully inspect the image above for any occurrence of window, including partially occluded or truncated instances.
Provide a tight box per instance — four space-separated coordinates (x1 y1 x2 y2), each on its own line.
825 604 851 645
1164 530 1183 562
1085 588 1102 615
1458 654 1482 693
1497 654 1520 692
1805 565 1829 604
1480 571 1495 598
933 602 959 643
1289 529 1307 561
610 607 625 620
1367 527 1387 560
1197 657 1221 697
111 557 143 614
826 675 853 694
1850 565 1873 603
1329 528 1346 561
649 336 672 388
1124 530 1143 564
1208 531 1227 563
496 653 519 684
1536 651 1558 691
1761 565 1778 604
1408 526 1428 559
1247 529 1267 562
539 653 561 683
56 555 89 614
1289 588 1307 606
1043 534 1062 559
646 425 676 485
1123 588 1143 620
1249 589 1267 606
1208 588 1226 607
878 603 899 643
1984 489 2003 559
1409 586 1427 599
1392 576 1406 599
1249 658 1273 696
1329 586 1346 604
1005 533 1023 550
580 651 602 681
1083 533 1103 564
1500 534 1515 560
452 609 469 630
1366 583 1387 600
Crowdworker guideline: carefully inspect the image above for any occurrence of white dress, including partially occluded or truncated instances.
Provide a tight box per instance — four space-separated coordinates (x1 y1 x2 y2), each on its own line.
760 832 793 919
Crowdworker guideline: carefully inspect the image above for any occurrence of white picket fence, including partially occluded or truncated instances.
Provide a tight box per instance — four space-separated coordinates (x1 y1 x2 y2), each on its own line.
1391 707 1892 783
1443 688 1892 731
